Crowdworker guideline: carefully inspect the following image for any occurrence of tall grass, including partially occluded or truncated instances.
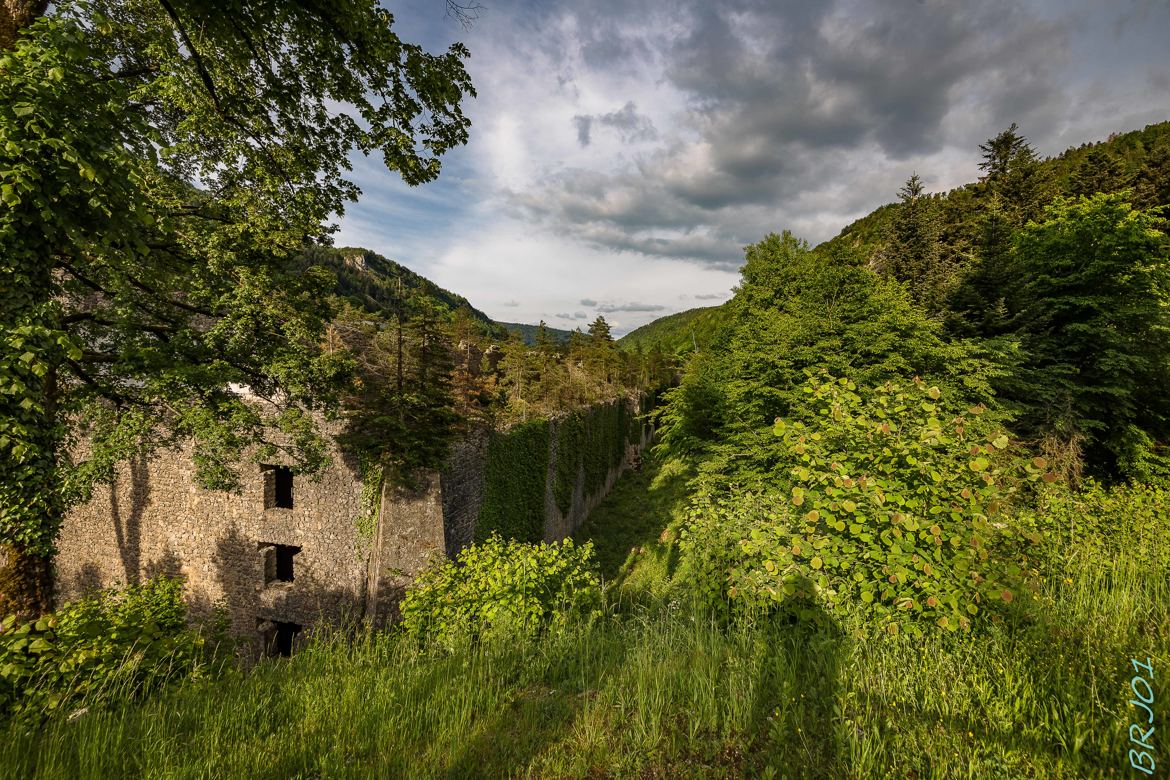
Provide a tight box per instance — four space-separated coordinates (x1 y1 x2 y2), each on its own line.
2 461 1167 779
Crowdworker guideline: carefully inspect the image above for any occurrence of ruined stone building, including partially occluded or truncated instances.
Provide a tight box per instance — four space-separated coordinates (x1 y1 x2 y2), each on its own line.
55 399 651 656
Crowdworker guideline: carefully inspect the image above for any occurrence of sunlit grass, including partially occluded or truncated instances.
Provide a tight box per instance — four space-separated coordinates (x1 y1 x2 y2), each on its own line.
3 457 1167 778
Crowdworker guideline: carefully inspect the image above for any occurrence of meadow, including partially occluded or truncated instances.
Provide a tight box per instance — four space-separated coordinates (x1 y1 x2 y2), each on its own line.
3 455 1166 780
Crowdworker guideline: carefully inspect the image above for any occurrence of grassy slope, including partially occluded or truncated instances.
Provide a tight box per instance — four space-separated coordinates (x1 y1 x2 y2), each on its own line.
6 454 1168 779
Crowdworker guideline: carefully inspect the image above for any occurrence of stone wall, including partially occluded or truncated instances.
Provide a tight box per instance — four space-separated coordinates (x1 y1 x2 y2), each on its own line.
56 441 368 653
54 396 651 648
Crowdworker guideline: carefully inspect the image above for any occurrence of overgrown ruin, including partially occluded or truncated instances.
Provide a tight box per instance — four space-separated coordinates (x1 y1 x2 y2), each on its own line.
55 399 652 655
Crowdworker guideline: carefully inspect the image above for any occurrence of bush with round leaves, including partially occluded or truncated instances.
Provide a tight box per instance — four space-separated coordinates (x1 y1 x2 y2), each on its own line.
679 375 1051 634
399 534 602 650
0 577 223 724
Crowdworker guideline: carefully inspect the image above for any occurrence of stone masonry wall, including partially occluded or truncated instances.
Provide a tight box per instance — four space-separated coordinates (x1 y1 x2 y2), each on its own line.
56 441 367 653
55 397 651 644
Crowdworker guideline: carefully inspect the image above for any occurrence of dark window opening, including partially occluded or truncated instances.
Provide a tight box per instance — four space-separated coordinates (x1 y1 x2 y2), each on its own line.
257 618 302 658
262 464 294 509
259 543 301 585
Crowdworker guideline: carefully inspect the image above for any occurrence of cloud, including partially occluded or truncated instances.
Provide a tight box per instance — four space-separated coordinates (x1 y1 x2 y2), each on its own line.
573 101 658 147
504 0 1075 263
572 115 593 146
597 302 666 313
335 0 1170 335
573 311 587 319
694 293 727 300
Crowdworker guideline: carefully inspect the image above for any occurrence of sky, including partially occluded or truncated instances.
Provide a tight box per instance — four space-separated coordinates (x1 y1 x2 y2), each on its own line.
333 0 1170 335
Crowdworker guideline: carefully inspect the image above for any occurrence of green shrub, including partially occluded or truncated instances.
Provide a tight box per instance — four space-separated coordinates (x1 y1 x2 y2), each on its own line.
1018 480 1170 572
476 420 550 542
0 577 222 724
680 375 1048 634
400 535 602 649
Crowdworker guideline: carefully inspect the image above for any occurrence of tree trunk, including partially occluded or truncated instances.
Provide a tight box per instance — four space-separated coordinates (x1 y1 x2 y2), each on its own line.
0 0 49 51
0 543 54 621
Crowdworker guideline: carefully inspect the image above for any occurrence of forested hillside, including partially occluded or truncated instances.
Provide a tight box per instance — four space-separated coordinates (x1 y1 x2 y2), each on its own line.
633 119 1170 366
299 245 501 333
618 305 727 354
498 321 575 345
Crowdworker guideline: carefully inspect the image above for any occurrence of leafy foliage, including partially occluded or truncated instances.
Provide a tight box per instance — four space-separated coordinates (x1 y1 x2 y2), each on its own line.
679 375 1049 634
0 0 474 614
1016 480 1170 573
399 535 602 650
0 578 222 724
1007 193 1170 479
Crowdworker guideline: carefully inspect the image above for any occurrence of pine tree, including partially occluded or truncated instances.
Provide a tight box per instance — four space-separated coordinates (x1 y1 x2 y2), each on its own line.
978 123 1031 181
1070 147 1129 197
586 316 619 385
334 290 460 484
978 123 1051 224
950 125 1051 337
1133 142 1170 215
587 316 613 342
884 174 949 314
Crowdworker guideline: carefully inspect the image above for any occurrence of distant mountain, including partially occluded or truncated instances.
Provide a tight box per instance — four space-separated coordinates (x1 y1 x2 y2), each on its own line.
302 246 586 345
498 321 575 345
618 306 728 354
300 245 501 330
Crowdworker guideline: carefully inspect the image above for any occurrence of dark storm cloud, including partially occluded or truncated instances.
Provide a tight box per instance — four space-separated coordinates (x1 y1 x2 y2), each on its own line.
573 101 658 147
513 0 1076 265
573 115 593 146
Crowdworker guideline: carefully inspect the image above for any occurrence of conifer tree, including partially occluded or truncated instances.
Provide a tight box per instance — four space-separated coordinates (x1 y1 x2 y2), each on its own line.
1134 142 1170 215
884 174 949 315
1070 147 1129 197
950 125 1051 337
587 316 613 342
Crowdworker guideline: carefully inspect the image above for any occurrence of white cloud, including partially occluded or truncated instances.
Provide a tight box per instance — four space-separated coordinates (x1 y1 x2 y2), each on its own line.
334 0 1170 330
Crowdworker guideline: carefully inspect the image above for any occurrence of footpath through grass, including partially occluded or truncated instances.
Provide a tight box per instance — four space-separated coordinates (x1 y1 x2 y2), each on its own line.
3 455 1168 779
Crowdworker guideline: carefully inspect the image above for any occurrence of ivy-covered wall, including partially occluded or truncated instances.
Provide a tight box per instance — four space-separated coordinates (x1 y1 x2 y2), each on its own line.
475 397 648 544
474 419 551 543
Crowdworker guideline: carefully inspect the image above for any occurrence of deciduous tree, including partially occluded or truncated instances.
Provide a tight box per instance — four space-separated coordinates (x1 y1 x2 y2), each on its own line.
0 0 474 616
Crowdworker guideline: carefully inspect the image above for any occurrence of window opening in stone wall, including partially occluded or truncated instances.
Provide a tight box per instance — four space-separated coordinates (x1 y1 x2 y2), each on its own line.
262 464 294 509
259 543 301 585
257 618 302 657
